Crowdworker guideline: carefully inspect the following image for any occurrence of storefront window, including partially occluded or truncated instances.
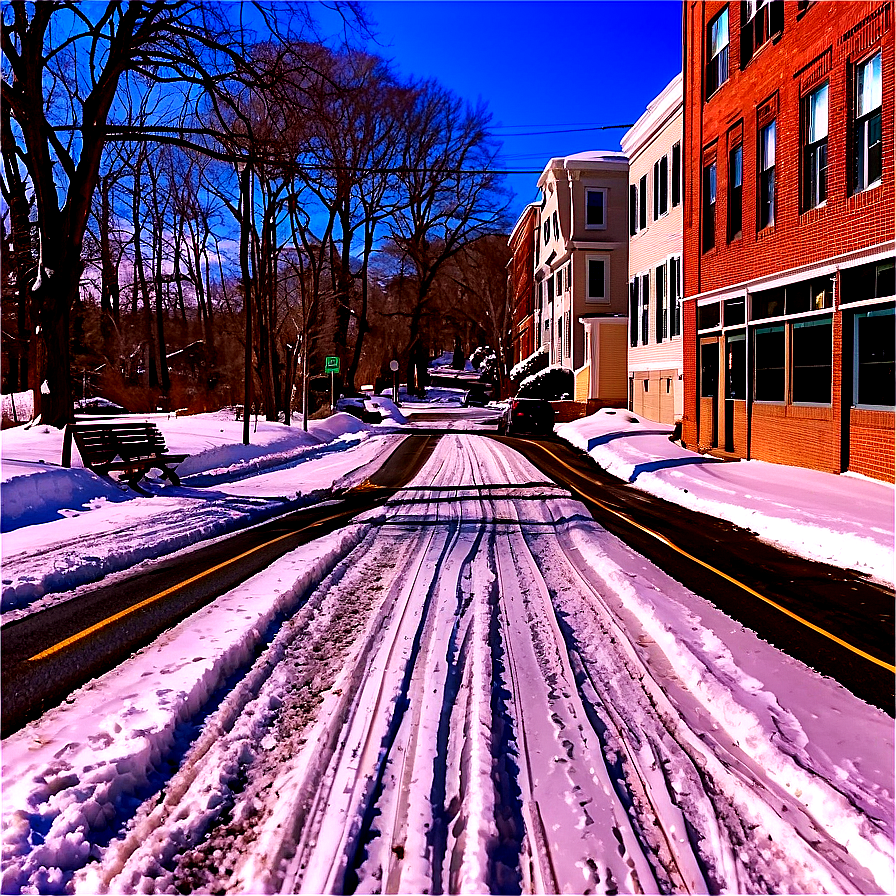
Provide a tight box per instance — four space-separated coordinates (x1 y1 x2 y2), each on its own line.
791 317 832 404
754 325 785 401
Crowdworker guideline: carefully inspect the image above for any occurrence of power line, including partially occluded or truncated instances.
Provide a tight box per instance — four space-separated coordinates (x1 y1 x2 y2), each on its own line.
488 123 634 137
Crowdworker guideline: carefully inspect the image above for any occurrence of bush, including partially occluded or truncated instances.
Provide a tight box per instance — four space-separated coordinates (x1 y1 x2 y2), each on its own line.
509 346 548 384
517 365 574 400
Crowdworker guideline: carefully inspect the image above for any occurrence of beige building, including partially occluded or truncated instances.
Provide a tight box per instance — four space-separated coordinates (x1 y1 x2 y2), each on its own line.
620 74 684 424
535 151 629 405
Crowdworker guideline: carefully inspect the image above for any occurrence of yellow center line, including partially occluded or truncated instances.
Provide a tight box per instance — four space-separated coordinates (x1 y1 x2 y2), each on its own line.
529 440 896 675
27 508 353 663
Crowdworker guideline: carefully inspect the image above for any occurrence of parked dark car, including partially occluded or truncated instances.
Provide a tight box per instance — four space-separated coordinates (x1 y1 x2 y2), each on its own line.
500 398 554 436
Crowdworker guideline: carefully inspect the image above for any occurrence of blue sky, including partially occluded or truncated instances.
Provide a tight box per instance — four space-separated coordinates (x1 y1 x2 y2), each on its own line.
363 1 683 219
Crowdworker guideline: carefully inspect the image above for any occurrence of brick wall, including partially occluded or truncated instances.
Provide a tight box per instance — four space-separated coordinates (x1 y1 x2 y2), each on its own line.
682 1 894 480
849 408 896 481
684 2 894 299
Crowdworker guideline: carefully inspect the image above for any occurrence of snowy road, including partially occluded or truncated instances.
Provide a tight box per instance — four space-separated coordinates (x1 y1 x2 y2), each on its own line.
4 434 892 895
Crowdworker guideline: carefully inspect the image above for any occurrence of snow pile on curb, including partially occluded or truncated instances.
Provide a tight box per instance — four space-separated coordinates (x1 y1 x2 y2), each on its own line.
1 524 367 896
556 409 895 585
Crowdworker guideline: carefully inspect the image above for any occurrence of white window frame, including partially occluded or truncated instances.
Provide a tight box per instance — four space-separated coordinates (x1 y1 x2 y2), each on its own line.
855 52 882 193
586 254 610 304
585 187 607 230
668 254 683 338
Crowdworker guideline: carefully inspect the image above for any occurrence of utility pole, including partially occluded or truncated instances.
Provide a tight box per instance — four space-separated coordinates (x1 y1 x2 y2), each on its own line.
239 157 253 445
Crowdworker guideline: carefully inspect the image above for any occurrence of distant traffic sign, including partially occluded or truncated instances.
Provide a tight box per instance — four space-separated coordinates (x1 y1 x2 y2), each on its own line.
325 356 340 373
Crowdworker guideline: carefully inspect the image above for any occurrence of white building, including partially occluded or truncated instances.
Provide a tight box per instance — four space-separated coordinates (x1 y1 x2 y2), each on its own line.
535 151 629 405
620 74 684 424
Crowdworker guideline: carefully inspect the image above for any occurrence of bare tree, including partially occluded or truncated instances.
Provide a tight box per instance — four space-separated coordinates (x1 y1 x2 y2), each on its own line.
1 1 338 425
387 80 510 394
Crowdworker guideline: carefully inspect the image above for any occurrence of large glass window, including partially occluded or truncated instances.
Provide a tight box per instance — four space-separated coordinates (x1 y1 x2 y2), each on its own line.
703 159 717 252
855 307 895 407
855 53 882 192
802 82 828 210
629 184 638 236
791 317 832 404
728 143 743 240
754 325 785 401
586 188 606 228
759 120 776 229
707 7 729 97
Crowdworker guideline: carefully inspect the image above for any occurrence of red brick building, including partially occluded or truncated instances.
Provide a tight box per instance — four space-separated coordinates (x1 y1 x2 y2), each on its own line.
682 0 894 481
508 202 539 366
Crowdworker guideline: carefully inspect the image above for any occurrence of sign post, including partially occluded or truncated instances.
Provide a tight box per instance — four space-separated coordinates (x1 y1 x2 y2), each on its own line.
325 356 340 409
390 359 399 405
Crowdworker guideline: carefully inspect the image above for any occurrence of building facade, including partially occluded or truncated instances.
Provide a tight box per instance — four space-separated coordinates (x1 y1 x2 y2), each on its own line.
621 74 685 425
507 203 539 367
683 0 894 481
535 152 629 405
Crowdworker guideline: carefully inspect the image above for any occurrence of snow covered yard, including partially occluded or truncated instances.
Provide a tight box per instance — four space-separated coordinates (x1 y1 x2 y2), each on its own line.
0 410 404 619
1 434 892 894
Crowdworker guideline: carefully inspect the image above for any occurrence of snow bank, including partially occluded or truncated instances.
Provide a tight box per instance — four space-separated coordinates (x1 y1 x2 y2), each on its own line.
557 408 895 585
1 525 368 896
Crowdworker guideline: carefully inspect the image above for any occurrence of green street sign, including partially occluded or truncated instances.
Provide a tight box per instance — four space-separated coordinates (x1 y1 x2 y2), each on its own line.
325 356 340 373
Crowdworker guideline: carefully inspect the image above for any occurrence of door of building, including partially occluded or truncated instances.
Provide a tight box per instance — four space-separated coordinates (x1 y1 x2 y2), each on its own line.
700 338 720 448
724 332 746 453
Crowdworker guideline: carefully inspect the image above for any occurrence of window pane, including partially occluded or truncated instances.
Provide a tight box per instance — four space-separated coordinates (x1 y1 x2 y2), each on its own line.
724 297 745 325
868 111 882 184
701 343 719 397
856 309 895 406
697 302 720 330
792 319 832 403
754 326 785 400
731 144 742 187
761 121 775 169
672 142 681 206
587 190 604 226
588 259 605 299
809 83 828 142
858 53 882 116
726 333 746 399
711 8 729 53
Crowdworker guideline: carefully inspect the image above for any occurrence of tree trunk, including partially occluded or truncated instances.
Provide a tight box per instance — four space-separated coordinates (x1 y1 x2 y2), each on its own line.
33 260 77 425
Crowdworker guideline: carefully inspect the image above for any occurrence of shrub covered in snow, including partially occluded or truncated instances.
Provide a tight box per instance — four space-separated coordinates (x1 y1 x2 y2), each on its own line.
509 346 548 385
517 365 574 400
469 345 492 369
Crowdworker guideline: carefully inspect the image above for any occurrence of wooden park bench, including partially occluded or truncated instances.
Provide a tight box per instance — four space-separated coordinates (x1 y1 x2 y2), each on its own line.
62 420 187 493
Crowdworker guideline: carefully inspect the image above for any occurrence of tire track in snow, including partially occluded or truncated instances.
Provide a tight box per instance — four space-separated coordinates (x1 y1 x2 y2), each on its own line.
74 434 891 895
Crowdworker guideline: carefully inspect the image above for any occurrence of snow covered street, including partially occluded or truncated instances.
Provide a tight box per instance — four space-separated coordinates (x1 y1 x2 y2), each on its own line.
4 433 892 895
